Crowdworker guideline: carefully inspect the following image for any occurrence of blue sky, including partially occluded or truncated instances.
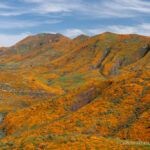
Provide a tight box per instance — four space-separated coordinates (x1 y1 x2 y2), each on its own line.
0 0 150 46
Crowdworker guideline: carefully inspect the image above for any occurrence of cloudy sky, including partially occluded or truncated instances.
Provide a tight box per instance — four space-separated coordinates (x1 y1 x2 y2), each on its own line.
0 0 150 46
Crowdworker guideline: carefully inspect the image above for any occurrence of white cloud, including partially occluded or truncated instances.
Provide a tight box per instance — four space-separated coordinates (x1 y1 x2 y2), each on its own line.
0 0 82 17
81 0 150 18
107 24 150 36
103 0 150 12
33 0 150 18
0 9 29 16
108 26 136 34
23 0 82 14
63 23 150 37
0 20 61 29
1 0 150 18
63 29 85 38
0 2 9 9
140 23 150 30
88 28 107 35
87 23 150 36
0 32 31 47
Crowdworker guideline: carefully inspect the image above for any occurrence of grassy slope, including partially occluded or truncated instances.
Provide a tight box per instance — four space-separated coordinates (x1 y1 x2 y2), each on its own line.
0 33 149 149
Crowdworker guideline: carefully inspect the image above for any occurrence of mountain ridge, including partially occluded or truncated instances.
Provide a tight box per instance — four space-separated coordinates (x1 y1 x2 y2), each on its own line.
2 32 150 49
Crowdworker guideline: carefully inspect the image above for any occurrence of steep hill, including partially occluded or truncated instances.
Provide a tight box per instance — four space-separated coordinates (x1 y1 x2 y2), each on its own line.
0 32 149 149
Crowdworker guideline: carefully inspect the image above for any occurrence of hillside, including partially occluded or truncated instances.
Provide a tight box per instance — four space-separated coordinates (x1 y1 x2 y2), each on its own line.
0 32 149 149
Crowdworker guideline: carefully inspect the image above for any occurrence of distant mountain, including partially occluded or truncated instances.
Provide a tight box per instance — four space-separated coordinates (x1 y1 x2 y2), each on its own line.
0 32 149 149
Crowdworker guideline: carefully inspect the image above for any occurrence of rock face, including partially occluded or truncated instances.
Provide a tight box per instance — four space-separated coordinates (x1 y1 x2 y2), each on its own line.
0 32 149 149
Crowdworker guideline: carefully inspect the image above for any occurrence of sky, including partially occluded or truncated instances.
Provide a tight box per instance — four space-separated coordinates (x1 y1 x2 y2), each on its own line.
0 0 150 47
